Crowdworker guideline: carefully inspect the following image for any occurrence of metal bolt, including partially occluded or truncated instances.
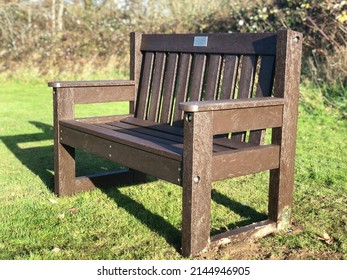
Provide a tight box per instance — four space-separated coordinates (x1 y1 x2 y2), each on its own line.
294 36 299 43
178 167 182 172
186 114 192 122
193 176 200 184
178 178 181 183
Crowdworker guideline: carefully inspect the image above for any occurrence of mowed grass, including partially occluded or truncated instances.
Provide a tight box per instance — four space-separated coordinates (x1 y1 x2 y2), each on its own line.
0 79 346 260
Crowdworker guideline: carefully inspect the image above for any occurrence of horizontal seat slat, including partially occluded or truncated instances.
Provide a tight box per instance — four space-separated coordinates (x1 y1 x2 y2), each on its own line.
60 120 182 160
97 123 182 149
60 126 182 184
121 117 184 136
105 121 183 143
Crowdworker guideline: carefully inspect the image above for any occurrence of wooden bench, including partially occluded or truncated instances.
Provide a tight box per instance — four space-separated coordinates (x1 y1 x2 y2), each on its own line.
48 29 302 257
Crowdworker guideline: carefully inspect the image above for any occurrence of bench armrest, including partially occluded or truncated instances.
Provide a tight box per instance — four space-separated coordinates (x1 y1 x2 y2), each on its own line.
48 80 135 88
179 97 284 112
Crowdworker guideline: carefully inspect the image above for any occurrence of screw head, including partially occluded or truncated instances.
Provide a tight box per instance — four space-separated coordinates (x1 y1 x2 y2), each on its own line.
186 114 193 122
193 176 200 184
294 36 300 43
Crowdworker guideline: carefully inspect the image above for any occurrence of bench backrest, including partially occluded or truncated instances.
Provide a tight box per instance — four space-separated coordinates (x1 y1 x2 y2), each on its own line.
130 30 302 143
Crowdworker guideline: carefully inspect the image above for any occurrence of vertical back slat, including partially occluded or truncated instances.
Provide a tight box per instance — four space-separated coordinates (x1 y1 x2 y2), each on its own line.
159 53 179 124
136 52 154 119
220 55 239 100
205 55 222 100
147 52 166 122
172 53 192 126
189 54 206 101
130 32 142 114
249 55 276 144
232 55 257 141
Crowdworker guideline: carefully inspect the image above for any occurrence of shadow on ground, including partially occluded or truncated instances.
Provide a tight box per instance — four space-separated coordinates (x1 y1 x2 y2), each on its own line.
1 121 267 252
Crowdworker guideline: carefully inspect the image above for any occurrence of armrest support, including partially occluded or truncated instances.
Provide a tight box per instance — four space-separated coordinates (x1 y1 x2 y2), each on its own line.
48 80 135 88
179 97 284 112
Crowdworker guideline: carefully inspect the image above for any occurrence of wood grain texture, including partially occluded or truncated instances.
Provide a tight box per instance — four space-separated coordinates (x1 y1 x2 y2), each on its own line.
72 85 135 104
53 87 75 196
60 120 182 160
60 125 181 185
141 33 277 55
172 53 192 124
136 52 154 119
268 30 302 229
182 111 213 256
204 55 222 100
212 105 283 134
147 52 166 122
48 80 135 88
189 54 206 102
220 55 239 100
249 55 276 145
179 97 284 112
212 145 280 181
160 53 179 123
130 32 143 114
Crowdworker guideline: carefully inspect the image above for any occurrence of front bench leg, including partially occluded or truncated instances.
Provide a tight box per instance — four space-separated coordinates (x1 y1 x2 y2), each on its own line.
182 111 213 257
53 88 77 196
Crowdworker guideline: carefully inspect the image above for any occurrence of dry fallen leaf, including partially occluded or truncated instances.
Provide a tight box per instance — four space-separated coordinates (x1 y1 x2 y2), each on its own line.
68 207 78 214
52 247 60 253
49 199 58 204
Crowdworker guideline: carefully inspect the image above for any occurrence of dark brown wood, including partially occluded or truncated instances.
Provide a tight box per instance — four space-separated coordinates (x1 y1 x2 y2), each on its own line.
182 111 213 257
212 145 280 181
209 220 276 247
179 97 284 112
48 80 135 88
205 55 222 100
160 53 179 123
72 85 135 104
136 52 155 119
60 125 182 185
212 105 283 134
107 121 183 143
147 52 166 122
75 114 132 124
249 55 276 145
189 54 206 101
53 87 75 196
172 53 192 125
50 30 302 257
122 117 183 136
220 55 239 100
60 120 182 160
141 33 277 55
233 55 257 141
268 30 302 229
130 32 143 114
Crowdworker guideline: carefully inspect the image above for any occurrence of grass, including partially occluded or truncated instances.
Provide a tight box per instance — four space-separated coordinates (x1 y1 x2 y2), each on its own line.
0 78 346 260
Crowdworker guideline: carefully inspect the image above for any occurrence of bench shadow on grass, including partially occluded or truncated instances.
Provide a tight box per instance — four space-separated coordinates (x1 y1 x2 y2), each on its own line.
2 121 267 253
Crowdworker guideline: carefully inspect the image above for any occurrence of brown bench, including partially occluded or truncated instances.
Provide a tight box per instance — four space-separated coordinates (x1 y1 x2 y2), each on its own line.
49 29 302 257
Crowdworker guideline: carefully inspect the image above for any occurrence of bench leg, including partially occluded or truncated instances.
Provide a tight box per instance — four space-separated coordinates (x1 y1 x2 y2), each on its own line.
182 111 213 257
182 177 212 257
54 142 76 196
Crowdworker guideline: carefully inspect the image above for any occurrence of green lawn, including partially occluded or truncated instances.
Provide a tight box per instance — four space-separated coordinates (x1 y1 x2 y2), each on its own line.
0 79 346 259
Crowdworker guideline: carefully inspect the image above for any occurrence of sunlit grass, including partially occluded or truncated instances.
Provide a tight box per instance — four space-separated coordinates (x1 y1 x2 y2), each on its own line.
0 79 346 259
